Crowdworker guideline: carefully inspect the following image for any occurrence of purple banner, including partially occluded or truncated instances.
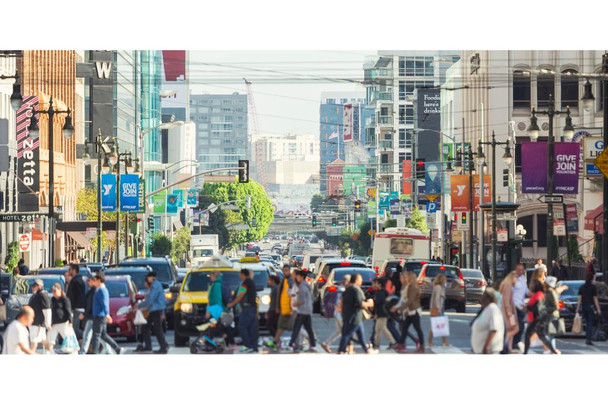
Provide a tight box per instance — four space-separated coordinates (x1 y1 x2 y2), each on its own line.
521 142 548 193
553 142 580 194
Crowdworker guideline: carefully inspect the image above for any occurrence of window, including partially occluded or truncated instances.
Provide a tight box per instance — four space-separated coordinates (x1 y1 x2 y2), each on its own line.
537 70 555 108
399 57 405 76
399 82 406 100
513 70 531 108
198 115 208 121
381 154 389 164
399 106 406 124
405 106 414 124
561 69 578 109
399 129 406 148
380 107 389 117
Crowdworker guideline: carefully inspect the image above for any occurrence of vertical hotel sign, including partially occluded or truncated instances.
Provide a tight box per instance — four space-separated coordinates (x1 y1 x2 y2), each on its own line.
343 103 353 142
181 123 196 174
17 96 40 212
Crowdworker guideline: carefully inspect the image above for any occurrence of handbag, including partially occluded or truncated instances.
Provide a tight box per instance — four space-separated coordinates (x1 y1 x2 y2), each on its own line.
572 314 583 334
61 326 80 354
134 310 147 326
431 315 450 337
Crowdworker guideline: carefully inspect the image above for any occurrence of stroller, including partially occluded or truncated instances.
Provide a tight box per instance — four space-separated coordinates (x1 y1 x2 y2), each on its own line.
190 305 234 354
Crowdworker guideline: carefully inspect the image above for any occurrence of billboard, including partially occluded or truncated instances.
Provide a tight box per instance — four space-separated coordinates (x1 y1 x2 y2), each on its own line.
343 103 353 142
416 88 441 163
522 142 580 194
153 190 166 213
352 103 360 142
17 95 40 212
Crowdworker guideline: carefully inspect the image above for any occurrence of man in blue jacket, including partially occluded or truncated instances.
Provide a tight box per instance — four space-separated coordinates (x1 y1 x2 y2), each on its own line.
90 273 124 355
137 271 169 354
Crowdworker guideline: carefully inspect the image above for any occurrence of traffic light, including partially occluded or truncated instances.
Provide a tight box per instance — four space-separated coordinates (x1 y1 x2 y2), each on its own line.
312 215 317 227
415 158 425 179
461 212 467 225
147 216 154 230
238 159 249 183
503 169 509 187
332 217 337 227
354 200 361 211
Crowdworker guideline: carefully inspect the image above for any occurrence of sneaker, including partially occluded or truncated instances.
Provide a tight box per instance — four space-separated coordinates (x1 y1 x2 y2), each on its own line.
366 348 379 354
586 340 594 346
415 345 425 353
306 347 317 353
415 339 420 348
118 347 126 355
394 344 407 353
134 345 152 353
237 346 254 354
264 340 277 350
516 342 525 353
386 343 396 350
320 342 332 354
543 349 552 355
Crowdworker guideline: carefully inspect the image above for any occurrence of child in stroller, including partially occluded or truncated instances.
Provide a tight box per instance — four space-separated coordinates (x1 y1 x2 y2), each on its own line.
190 304 235 354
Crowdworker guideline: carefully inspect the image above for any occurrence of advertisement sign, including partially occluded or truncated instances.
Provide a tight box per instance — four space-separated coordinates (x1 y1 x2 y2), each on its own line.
389 238 413 255
389 199 400 215
402 160 412 197
17 96 40 212
379 191 399 210
522 142 548 193
553 142 580 194
153 190 166 213
18 233 31 252
425 162 442 195
352 104 360 142
554 219 566 236
450 175 470 212
583 137 604 176
416 88 441 163
497 229 508 242
119 174 140 211
473 174 491 211
367 201 376 219
522 142 580 193
187 188 198 207
173 189 185 208
166 193 179 214
565 203 579 234
343 103 353 142
101 174 117 211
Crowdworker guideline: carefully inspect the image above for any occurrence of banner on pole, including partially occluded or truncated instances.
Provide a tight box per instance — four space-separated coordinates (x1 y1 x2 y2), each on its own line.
522 142 580 194
101 174 117 211
153 190 166 213
120 174 140 211
186 188 198 207
166 193 179 214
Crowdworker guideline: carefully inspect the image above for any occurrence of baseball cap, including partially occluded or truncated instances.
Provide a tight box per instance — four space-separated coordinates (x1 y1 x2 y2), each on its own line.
33 279 44 288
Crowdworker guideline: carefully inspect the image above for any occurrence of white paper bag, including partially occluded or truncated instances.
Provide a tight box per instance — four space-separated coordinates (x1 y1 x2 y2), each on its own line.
431 315 450 337
134 310 147 325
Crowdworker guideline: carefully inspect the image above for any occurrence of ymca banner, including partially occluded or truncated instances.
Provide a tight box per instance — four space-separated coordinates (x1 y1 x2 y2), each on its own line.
553 142 580 194
522 142 580 194
120 174 140 211
101 174 117 211
450 175 469 212
17 95 40 212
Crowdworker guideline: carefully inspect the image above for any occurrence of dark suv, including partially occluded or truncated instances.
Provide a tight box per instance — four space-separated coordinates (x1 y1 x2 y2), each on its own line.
118 256 178 326
418 264 466 313
312 259 368 313
379 259 440 278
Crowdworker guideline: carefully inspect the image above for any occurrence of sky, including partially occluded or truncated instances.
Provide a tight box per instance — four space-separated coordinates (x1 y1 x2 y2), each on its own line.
188 50 374 135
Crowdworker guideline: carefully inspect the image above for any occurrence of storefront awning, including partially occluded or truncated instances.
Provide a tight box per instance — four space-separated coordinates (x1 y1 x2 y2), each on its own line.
66 231 93 249
584 205 603 234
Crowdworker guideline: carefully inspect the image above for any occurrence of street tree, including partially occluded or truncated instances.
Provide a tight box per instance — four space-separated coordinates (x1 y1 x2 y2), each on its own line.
171 226 191 265
3 241 19 272
150 232 172 256
406 206 429 233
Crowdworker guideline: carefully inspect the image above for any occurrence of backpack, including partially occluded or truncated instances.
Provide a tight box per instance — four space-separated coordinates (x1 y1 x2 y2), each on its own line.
221 281 232 306
322 290 339 318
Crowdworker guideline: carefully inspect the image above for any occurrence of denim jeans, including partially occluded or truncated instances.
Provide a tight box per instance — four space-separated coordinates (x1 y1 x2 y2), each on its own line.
583 309 595 341
238 306 258 351
513 308 526 345
387 319 401 342
90 317 121 354
338 323 368 353
289 314 316 348
80 319 113 354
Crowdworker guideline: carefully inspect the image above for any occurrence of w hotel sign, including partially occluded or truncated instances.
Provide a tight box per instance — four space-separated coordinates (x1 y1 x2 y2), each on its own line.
76 51 114 145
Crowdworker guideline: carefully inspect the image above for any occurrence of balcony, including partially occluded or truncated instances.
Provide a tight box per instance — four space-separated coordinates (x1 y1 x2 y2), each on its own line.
371 68 391 79
379 163 393 173
379 140 393 149
377 116 393 127
370 91 393 103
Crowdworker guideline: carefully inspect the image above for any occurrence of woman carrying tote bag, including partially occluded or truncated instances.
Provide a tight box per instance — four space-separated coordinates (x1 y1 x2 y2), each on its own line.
427 273 449 347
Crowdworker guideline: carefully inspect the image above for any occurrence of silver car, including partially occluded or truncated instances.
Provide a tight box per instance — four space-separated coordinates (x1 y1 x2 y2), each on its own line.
460 269 487 303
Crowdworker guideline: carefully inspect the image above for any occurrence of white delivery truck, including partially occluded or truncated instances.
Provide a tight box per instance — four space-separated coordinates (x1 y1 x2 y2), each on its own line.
190 234 219 267
371 227 429 270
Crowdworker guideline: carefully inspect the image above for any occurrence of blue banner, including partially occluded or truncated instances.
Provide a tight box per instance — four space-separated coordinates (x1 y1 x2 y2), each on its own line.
379 191 399 210
389 199 400 215
166 193 179 214
187 188 198 207
120 174 140 211
425 162 442 195
101 174 116 211
173 189 185 208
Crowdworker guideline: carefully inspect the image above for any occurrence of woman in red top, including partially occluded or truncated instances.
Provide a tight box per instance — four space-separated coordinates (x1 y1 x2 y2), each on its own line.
524 280 559 354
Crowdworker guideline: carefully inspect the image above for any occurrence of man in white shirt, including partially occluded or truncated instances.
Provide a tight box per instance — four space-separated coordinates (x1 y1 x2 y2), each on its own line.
512 264 529 351
471 288 504 354
534 259 543 269
2 306 35 355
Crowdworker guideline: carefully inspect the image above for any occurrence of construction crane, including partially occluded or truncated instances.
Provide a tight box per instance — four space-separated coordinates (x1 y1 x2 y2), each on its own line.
243 78 267 189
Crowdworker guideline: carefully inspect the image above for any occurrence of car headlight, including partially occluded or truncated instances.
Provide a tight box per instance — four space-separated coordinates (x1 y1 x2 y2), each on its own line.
165 292 173 300
116 305 131 317
260 294 271 305
180 303 193 313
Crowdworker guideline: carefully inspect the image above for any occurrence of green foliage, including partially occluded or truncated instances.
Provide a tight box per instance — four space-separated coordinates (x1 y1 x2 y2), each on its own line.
76 187 116 222
406 206 429 233
3 241 19 271
310 194 325 213
150 232 172 256
567 235 582 262
198 181 274 250
171 227 191 264
356 222 372 256
54 259 64 267
384 219 397 229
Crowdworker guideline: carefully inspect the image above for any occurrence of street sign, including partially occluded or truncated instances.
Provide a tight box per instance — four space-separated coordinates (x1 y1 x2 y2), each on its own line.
426 201 438 213
205 174 237 183
554 219 566 236
594 148 608 179
222 204 240 211
497 229 508 242
537 194 564 204
207 203 218 213
394 214 406 228
425 194 438 202
18 233 31 252
0 213 46 222
426 212 437 229
368 229 376 237
227 223 248 231
496 212 517 221
584 137 604 176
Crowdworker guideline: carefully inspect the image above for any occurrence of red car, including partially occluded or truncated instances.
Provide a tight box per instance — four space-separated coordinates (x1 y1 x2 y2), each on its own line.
104 275 143 341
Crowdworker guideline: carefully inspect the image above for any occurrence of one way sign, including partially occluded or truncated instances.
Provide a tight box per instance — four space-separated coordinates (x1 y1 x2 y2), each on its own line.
537 194 563 204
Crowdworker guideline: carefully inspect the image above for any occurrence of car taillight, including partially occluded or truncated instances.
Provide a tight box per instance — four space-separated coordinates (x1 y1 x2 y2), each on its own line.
458 270 463 280
318 276 325 283
328 286 337 292
375 266 379 271
339 262 351 266
476 281 487 287
421 261 426 265
558 301 565 309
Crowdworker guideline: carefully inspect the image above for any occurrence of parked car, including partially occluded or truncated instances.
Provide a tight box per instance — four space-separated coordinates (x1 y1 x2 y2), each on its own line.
83 262 107 273
37 266 92 279
3 275 65 327
318 267 376 305
379 259 439 278
104 275 143 341
418 264 466 313
460 269 487 303
557 280 608 335
311 259 368 313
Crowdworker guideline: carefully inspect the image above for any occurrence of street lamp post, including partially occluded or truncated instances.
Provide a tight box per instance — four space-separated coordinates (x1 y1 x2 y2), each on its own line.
527 97 574 271
27 97 73 266
455 145 479 268
479 131 513 281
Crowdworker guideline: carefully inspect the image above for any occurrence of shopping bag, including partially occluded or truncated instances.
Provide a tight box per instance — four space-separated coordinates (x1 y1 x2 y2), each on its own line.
134 310 147 326
548 318 566 336
61 327 80 354
0 304 6 322
431 316 450 337
572 314 583 334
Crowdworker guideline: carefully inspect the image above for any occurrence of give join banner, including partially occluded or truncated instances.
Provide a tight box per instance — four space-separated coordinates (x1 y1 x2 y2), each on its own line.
521 142 580 194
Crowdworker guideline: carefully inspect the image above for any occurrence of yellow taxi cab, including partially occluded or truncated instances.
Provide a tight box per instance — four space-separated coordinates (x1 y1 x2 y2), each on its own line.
173 255 242 347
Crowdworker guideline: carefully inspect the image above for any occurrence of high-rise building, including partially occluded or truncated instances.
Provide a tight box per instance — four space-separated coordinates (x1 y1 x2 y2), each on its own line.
189 93 248 173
